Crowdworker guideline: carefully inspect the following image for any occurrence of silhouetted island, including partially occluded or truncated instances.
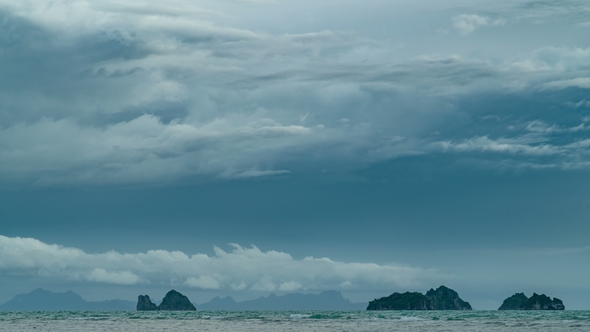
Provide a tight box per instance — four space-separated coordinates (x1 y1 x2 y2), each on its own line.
137 295 158 311
498 293 564 310
366 285 472 310
137 290 196 311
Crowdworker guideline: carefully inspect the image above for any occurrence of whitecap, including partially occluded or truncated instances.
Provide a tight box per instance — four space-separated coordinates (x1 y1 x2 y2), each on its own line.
399 316 425 322
290 314 311 319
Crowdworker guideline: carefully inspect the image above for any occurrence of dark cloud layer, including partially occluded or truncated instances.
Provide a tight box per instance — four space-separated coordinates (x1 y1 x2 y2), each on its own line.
0 0 588 185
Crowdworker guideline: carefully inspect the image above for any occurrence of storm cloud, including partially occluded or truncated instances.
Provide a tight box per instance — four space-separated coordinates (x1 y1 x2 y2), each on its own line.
0 0 589 186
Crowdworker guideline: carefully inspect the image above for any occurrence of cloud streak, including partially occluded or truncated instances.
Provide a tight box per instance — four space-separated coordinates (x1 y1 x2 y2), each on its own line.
452 14 505 35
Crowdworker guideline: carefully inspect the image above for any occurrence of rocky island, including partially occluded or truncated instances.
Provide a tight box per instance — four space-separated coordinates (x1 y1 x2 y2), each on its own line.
498 293 564 310
137 295 158 311
367 285 472 310
137 290 196 311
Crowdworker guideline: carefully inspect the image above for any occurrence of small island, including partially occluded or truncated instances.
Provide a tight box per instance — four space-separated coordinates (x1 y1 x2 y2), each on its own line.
137 290 196 311
367 285 472 310
498 293 564 310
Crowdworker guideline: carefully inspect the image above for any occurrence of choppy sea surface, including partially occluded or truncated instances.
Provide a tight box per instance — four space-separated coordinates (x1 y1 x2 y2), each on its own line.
1 310 590 331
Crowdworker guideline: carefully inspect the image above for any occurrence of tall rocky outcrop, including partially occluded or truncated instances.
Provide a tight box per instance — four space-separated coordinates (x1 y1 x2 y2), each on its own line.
367 285 472 310
425 285 472 310
158 290 196 311
498 293 529 310
136 290 196 311
136 295 158 311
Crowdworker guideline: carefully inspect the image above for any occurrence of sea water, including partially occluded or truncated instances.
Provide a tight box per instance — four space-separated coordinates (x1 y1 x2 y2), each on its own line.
1 310 590 331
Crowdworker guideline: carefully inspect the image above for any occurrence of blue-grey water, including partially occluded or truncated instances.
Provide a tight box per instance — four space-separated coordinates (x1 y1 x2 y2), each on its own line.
1 310 589 331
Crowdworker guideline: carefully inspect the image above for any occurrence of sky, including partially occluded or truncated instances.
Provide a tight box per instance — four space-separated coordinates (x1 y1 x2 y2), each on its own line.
0 0 589 310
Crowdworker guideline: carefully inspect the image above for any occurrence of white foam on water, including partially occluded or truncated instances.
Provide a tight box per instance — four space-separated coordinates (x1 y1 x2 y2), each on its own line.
398 316 425 322
290 314 311 319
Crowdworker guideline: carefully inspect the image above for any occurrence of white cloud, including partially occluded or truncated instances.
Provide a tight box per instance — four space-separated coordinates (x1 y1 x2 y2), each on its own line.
185 275 222 289
452 14 505 35
230 282 248 290
278 281 302 292
438 135 560 156
340 281 353 288
565 100 590 108
84 268 141 285
0 235 442 291
543 77 590 90
0 115 317 185
435 130 590 170
524 120 588 134
250 279 277 292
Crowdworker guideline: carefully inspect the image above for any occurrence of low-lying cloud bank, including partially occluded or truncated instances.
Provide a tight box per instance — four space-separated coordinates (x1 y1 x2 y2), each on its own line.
0 235 442 291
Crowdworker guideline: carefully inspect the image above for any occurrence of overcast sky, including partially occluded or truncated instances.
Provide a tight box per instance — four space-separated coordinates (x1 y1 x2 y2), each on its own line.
1 0 590 310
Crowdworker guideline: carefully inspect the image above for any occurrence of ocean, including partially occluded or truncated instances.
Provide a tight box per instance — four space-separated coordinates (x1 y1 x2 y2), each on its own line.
1 310 589 331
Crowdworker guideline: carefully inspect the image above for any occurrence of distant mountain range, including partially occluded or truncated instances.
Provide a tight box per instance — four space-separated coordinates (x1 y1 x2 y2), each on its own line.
197 290 367 310
0 288 135 311
0 289 366 311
